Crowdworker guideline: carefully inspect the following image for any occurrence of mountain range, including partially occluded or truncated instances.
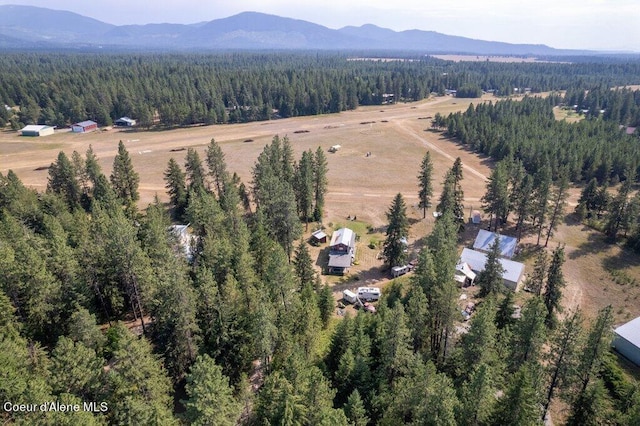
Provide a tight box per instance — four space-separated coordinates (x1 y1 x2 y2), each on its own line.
0 5 591 55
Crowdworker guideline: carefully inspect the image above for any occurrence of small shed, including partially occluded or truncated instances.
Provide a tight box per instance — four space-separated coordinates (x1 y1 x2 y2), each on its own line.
72 120 98 133
470 210 482 224
455 262 476 286
459 248 525 291
613 317 640 366
115 117 136 127
473 230 517 259
311 229 328 244
20 125 54 137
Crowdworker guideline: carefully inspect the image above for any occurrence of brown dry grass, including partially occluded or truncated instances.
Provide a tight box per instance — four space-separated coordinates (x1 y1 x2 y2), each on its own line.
2 94 640 324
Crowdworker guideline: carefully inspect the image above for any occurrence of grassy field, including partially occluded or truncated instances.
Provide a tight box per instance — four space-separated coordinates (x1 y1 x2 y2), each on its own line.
2 94 640 326
553 106 584 123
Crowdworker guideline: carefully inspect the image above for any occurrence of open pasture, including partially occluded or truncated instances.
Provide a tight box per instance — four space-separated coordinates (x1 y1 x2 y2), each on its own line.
2 94 640 322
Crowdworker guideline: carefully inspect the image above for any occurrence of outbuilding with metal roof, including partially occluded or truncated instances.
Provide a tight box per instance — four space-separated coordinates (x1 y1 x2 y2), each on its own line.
613 317 640 366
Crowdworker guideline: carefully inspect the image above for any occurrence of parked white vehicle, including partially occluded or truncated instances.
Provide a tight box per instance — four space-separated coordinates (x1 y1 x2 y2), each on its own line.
357 287 381 301
342 290 357 304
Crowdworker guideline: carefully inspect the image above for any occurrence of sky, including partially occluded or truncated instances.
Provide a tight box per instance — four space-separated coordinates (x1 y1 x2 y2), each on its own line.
1 0 638 52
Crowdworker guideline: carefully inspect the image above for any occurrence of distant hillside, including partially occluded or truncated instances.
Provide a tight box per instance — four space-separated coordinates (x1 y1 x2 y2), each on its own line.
0 5 591 55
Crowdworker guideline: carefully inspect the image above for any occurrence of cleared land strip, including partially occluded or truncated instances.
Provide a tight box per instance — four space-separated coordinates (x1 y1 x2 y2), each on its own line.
393 119 488 181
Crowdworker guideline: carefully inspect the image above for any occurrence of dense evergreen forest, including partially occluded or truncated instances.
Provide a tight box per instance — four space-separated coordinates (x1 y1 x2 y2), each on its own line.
1 52 640 128
2 131 640 424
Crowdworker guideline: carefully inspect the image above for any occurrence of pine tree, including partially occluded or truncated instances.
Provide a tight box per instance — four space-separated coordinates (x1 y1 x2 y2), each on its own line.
575 305 613 395
437 164 465 225
532 163 552 246
414 212 459 364
524 250 548 296
575 177 599 218
481 161 510 232
511 173 533 242
344 389 369 426
313 146 328 222
377 303 414 383
477 238 505 297
509 297 547 371
294 150 315 226
542 310 583 421
490 364 541 426
543 245 566 328
67 307 105 351
317 283 334 328
105 324 177 425
47 151 81 209
495 291 516 330
566 379 608 426
205 138 229 198
110 141 140 215
418 151 434 218
184 148 206 193
383 193 410 268
49 336 104 400
456 363 495 426
183 354 241 426
455 300 498 381
545 171 569 247
604 174 632 241
164 158 187 219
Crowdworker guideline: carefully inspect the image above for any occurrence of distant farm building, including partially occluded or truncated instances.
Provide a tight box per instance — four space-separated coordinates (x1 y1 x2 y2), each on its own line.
20 125 54 137
613 317 640 367
72 120 98 133
328 227 356 274
115 117 136 127
473 230 517 259
459 248 525 291
311 229 328 244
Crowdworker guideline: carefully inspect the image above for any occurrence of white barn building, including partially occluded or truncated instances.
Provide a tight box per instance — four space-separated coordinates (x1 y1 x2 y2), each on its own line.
20 125 55 137
613 317 640 366
459 248 525 291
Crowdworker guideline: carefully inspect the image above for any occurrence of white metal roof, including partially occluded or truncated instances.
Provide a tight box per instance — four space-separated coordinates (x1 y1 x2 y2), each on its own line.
460 248 524 283
21 125 53 132
74 120 97 127
455 262 476 280
473 230 517 258
615 317 640 349
330 227 355 248
312 229 327 240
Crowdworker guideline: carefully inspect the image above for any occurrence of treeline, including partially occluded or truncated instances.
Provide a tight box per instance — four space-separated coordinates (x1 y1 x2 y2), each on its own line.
441 95 640 183
1 52 640 128
565 85 640 126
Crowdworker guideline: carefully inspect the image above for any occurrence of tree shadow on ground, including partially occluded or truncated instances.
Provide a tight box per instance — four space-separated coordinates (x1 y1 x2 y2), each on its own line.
567 232 609 260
